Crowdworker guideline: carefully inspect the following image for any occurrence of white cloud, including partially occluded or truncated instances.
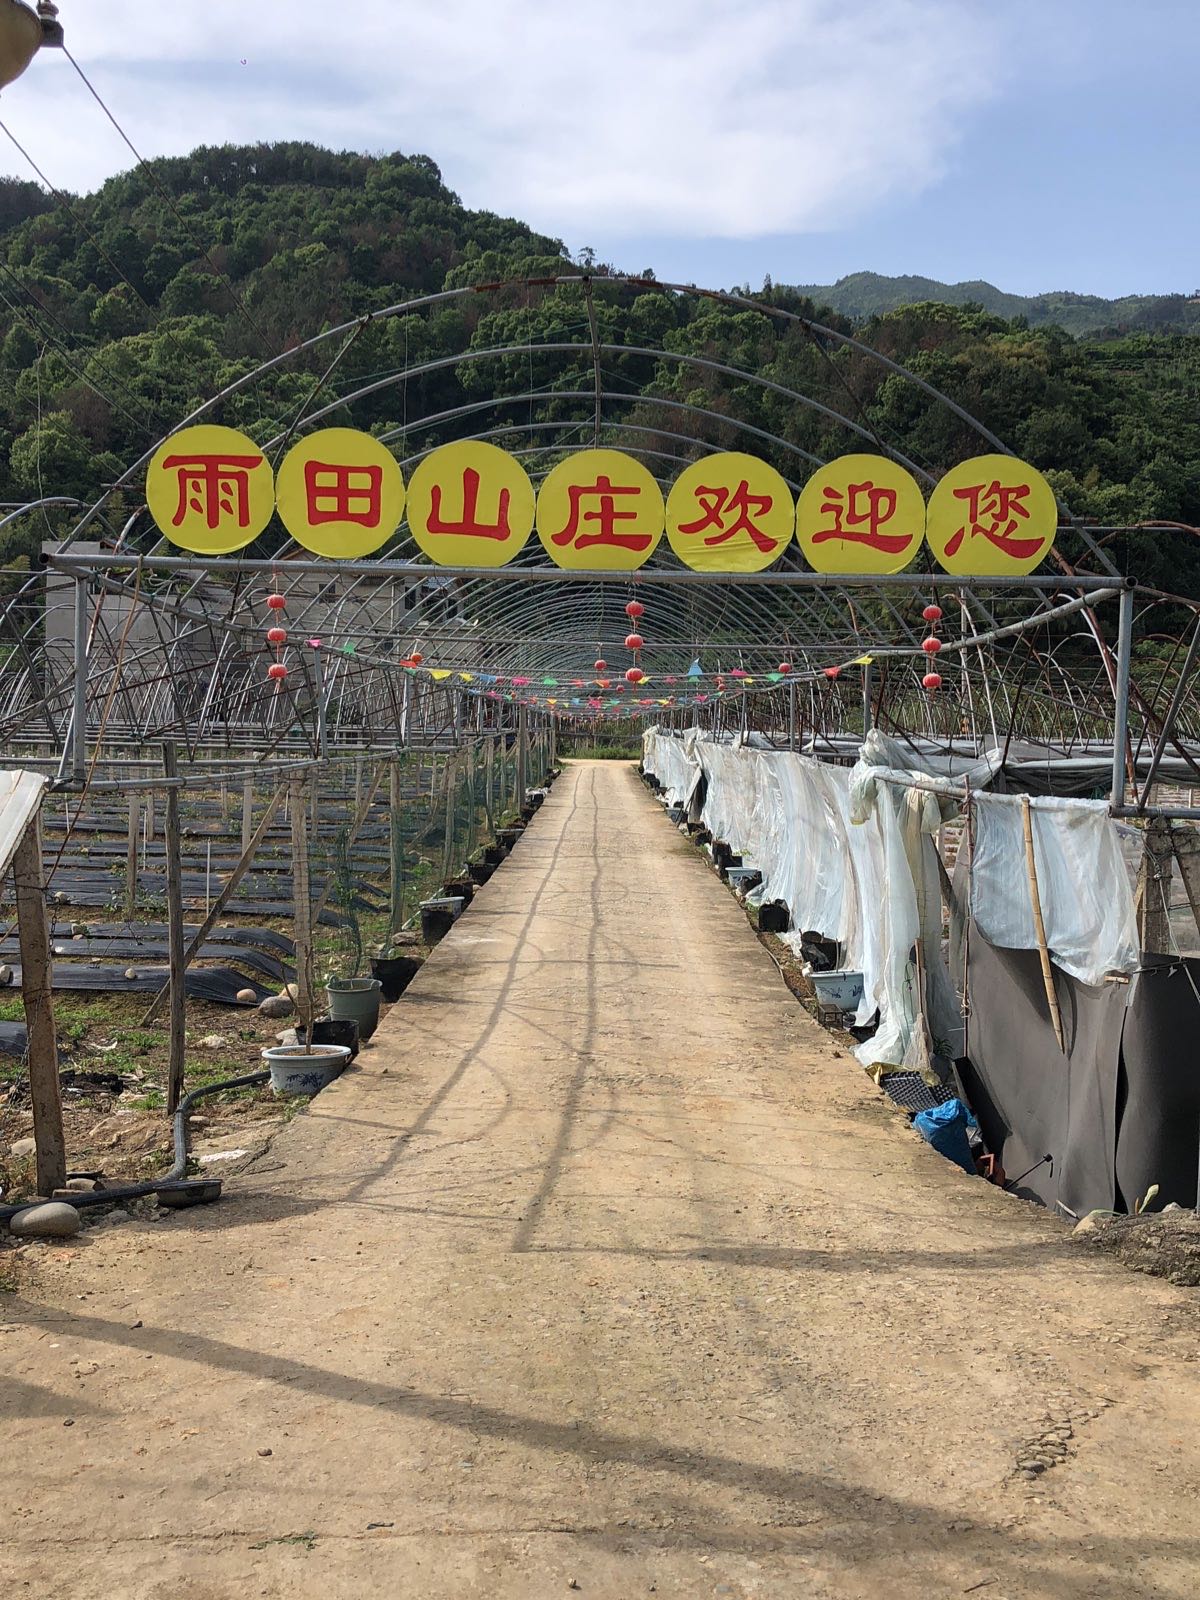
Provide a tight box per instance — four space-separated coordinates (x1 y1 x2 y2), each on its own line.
1 0 1012 239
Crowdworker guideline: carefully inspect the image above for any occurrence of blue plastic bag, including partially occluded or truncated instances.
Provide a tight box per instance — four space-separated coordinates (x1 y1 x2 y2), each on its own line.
913 1097 978 1174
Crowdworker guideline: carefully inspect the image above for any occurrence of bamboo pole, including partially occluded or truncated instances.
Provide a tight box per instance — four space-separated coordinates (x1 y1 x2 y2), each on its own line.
13 812 66 1196
1020 795 1065 1054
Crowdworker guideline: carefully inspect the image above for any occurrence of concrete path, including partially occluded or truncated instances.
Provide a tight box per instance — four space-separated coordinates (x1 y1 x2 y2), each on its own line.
3 760 1199 1599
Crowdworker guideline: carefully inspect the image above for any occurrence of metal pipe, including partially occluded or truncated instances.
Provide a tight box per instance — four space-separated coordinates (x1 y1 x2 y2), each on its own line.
71 576 87 784
0 1070 270 1224
45 551 1122 592
1110 586 1135 808
1136 618 1200 809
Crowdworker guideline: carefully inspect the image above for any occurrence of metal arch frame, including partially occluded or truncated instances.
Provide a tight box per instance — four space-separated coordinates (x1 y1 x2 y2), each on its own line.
4 273 1196 795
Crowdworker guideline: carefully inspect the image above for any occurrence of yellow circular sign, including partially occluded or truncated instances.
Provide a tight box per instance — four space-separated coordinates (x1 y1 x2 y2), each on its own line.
536 449 664 571
795 454 926 575
407 441 534 567
146 425 274 554
276 428 404 559
926 454 1058 576
666 452 794 573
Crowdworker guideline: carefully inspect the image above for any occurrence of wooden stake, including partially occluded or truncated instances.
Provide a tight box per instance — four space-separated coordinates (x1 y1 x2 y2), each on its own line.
13 812 66 1196
142 785 287 1025
241 775 253 854
125 792 139 919
1020 795 1065 1054
290 772 313 1041
1171 825 1200 946
1136 817 1174 957
163 744 187 1115
389 757 403 935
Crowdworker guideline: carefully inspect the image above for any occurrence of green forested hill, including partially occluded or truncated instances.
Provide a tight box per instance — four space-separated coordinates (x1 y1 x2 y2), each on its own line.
0 141 1197 598
793 271 1200 337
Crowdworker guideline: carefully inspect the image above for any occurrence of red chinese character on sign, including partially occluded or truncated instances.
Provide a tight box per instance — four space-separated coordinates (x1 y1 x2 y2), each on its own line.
163 453 265 530
945 480 1045 560
812 481 912 553
550 474 651 552
303 460 384 528
677 480 779 555
427 468 511 540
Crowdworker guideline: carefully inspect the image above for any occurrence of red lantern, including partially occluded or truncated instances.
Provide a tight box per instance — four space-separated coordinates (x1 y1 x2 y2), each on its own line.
778 662 791 674
410 652 424 667
624 633 644 652
625 599 645 620
625 667 644 685
824 666 840 680
267 663 288 682
594 659 607 672
597 678 610 689
266 593 287 611
923 672 943 690
266 626 287 645
921 637 943 655
922 604 943 623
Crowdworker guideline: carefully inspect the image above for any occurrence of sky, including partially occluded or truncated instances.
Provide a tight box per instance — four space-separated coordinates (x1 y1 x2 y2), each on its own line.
0 0 1196 298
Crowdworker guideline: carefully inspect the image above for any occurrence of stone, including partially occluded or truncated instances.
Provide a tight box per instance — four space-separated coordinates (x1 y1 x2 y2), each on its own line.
8 1137 36 1160
236 988 258 1005
1073 1211 1109 1235
8 1202 82 1240
0 964 13 986
70 923 89 936
59 1178 102 1194
124 968 139 982
198 1034 228 1050
258 995 294 1019
281 982 301 1002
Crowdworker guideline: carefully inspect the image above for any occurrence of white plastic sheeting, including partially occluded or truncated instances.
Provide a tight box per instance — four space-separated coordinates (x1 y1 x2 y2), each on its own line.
968 794 1139 985
642 725 1138 1075
0 769 47 881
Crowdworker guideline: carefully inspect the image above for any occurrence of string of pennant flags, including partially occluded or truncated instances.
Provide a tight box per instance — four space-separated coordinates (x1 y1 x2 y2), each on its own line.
148 427 1059 579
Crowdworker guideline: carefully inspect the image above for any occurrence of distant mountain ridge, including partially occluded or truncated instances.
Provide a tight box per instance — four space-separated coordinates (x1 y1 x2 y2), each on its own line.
791 271 1200 336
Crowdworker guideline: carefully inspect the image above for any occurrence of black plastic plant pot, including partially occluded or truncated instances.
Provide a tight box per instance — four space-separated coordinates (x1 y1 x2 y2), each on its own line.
298 1016 360 1061
758 901 791 934
467 859 495 886
370 954 423 1003
694 828 713 848
483 843 506 866
497 826 523 849
443 876 474 906
421 904 455 945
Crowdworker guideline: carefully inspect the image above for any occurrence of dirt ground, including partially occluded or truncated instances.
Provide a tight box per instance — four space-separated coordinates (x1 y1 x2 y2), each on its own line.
2 760 1199 1599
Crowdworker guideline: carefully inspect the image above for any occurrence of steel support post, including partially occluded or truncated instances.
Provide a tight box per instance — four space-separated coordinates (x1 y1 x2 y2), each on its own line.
71 576 88 784
1110 586 1135 809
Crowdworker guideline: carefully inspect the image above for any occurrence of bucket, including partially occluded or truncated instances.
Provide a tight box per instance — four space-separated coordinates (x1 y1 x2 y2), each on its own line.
809 970 865 1013
370 954 422 1003
262 1043 351 1097
420 896 464 946
297 1016 360 1060
325 977 383 1042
